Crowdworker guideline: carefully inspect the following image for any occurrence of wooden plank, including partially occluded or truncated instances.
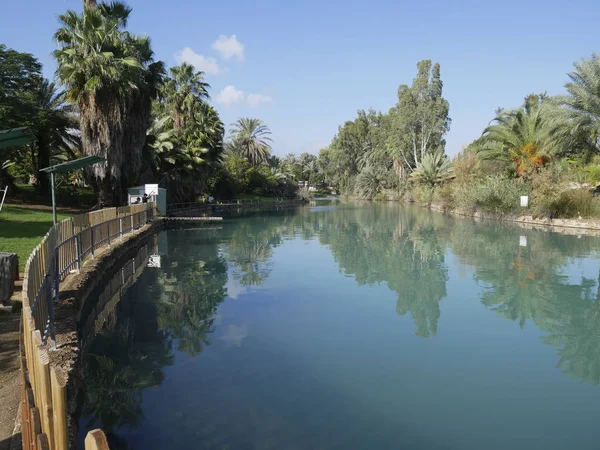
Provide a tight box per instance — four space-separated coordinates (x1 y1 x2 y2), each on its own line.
37 433 50 450
50 367 68 450
37 347 54 450
84 430 109 450
30 407 42 450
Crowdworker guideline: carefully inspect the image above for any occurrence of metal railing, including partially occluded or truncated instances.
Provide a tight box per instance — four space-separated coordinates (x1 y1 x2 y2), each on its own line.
167 198 293 217
27 204 156 347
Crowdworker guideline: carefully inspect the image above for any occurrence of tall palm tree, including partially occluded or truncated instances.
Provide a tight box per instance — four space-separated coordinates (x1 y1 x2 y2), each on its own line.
228 118 272 166
54 2 164 206
477 97 561 175
160 63 210 131
554 54 600 154
30 79 79 194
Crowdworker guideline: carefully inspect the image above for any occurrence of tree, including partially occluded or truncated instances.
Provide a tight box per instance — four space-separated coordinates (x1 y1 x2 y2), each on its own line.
477 94 560 175
386 60 450 172
54 1 164 205
228 118 272 166
410 150 454 187
29 79 79 193
554 53 600 154
0 44 42 187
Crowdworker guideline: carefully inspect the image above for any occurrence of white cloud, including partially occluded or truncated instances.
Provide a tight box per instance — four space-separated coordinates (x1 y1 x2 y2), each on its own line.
219 324 249 347
247 93 273 107
175 47 223 75
212 35 244 61
216 85 246 106
216 86 273 108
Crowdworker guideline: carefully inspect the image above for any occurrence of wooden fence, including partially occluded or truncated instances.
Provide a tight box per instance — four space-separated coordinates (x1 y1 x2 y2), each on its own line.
20 203 157 450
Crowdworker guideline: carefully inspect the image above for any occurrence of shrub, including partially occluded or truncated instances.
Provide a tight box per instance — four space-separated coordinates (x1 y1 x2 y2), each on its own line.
453 148 480 184
583 164 600 183
532 187 598 218
454 176 527 215
411 184 435 206
434 183 455 211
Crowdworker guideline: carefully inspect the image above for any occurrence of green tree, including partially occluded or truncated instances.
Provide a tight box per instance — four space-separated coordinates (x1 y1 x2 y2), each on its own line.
0 44 42 187
386 60 450 172
228 118 272 166
554 53 600 154
54 1 164 205
146 63 224 202
29 79 79 194
410 150 454 187
477 94 561 175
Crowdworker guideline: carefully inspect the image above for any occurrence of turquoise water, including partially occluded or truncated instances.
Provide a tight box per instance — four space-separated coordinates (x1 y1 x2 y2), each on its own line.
78 201 600 450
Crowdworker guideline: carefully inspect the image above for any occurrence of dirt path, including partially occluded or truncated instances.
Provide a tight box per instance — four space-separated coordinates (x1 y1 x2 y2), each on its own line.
0 307 20 450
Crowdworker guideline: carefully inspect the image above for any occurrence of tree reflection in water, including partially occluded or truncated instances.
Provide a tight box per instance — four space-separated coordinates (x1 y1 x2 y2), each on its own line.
82 202 600 447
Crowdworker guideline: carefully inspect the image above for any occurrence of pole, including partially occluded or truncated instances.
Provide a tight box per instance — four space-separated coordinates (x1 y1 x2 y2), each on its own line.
51 173 57 225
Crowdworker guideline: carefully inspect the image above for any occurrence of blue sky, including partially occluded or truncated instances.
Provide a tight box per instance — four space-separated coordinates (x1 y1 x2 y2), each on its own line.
2 0 598 156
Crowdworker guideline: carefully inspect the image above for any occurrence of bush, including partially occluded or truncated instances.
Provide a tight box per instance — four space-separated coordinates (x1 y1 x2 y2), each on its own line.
532 187 598 218
454 176 527 215
583 164 600 183
411 184 435 206
434 183 455 211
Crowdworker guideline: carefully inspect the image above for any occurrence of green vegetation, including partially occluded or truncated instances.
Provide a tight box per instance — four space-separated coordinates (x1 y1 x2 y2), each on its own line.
318 54 600 220
0 206 72 271
1 1 315 211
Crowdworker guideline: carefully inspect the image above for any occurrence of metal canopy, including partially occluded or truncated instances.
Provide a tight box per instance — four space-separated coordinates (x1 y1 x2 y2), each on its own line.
40 155 105 174
39 155 105 225
0 127 33 150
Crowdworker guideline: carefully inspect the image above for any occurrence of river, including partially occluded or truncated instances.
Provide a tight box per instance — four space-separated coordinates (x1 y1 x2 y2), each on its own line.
77 199 600 450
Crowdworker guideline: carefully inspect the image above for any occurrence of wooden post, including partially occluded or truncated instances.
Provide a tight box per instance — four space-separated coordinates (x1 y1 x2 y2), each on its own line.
84 429 109 450
30 407 42 449
37 347 55 450
31 331 43 411
37 433 51 450
50 367 68 450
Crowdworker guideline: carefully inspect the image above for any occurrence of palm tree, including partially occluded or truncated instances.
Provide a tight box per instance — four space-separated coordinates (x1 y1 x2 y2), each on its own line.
54 1 164 205
410 150 454 187
160 63 210 131
354 165 379 199
554 54 600 154
30 79 79 194
228 118 272 166
477 95 562 175
302 159 318 186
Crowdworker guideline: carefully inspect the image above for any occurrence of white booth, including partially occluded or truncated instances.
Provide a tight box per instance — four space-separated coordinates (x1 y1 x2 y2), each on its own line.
128 184 167 216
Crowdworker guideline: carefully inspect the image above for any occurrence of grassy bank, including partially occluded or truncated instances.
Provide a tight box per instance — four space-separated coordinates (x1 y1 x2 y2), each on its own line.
0 205 72 272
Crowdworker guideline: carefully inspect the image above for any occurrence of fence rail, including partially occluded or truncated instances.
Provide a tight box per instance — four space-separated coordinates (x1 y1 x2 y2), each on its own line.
21 202 156 450
167 198 295 217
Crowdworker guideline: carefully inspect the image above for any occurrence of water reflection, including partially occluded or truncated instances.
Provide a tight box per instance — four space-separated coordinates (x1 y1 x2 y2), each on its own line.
79 201 600 448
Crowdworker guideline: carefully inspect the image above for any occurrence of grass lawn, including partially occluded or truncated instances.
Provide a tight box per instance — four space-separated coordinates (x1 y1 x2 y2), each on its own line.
0 205 72 272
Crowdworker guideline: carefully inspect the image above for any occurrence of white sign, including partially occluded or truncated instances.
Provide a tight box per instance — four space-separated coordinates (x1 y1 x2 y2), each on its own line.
520 196 529 207
520 236 527 247
148 255 161 268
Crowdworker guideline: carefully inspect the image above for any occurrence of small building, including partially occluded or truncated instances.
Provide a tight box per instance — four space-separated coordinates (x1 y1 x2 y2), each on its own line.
128 184 167 215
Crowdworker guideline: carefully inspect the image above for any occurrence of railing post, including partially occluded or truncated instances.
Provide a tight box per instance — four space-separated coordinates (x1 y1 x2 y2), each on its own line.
90 226 95 259
75 233 81 273
130 214 133 232
107 221 111 247
120 217 123 240
47 250 58 349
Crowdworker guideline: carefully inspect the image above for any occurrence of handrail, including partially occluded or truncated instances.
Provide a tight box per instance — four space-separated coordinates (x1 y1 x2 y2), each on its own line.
167 198 294 216
25 203 156 347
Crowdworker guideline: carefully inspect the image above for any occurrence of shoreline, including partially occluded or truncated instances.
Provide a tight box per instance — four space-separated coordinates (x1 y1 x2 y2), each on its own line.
428 203 600 237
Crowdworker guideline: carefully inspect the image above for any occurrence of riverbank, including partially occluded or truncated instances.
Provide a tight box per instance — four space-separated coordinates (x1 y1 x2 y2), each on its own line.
429 202 600 236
